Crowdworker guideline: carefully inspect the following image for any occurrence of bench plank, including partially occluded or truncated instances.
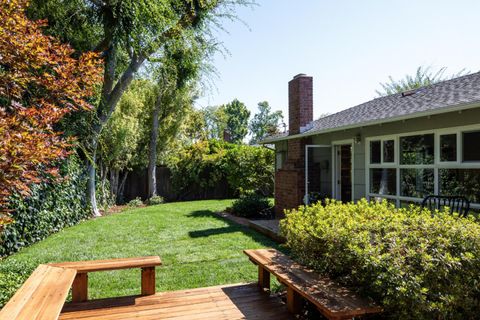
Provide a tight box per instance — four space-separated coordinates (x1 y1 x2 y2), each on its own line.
244 249 382 319
32 267 77 320
49 256 162 273
0 264 76 320
51 256 162 302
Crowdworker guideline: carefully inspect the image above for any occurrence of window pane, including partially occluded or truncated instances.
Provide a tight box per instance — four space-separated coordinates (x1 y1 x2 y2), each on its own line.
370 141 381 164
383 140 395 163
440 134 457 162
439 169 480 203
400 134 434 165
400 169 434 198
463 131 480 162
370 168 396 195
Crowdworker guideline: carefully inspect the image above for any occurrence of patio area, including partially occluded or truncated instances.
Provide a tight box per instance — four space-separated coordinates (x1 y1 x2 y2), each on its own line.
59 283 292 320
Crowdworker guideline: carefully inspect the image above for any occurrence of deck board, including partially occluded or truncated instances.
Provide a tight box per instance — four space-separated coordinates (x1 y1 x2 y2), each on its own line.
59 283 293 320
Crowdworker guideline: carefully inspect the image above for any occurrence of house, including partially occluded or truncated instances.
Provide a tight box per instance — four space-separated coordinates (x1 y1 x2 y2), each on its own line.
264 73 480 217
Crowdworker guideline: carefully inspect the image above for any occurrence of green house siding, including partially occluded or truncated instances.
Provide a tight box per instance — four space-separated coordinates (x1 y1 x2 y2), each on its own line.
275 106 480 204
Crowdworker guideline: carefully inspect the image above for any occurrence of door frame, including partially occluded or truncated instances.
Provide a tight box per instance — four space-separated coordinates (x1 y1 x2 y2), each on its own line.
331 139 354 201
304 144 331 204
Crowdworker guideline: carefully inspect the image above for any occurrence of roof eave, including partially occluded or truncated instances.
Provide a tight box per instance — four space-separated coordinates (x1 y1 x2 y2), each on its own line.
261 101 480 144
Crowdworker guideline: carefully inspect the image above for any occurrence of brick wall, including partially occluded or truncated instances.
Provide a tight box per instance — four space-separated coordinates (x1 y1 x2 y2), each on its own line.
275 168 303 216
275 74 314 217
288 74 313 135
274 74 314 217
275 137 311 217
275 74 313 218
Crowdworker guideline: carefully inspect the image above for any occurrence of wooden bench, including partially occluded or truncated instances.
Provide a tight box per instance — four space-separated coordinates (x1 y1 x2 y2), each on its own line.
0 264 76 320
50 256 162 302
244 249 382 320
0 256 162 320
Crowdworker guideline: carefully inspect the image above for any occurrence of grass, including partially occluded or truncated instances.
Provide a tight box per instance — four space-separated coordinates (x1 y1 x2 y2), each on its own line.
0 199 282 306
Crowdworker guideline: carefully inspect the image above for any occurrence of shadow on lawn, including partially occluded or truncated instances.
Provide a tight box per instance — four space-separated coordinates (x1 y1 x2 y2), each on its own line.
189 226 237 238
186 210 281 249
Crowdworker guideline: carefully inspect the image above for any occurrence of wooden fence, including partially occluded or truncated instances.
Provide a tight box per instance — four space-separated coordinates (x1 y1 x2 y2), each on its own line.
122 166 234 202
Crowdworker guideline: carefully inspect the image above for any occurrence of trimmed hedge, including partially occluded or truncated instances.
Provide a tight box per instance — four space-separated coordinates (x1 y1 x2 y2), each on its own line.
280 199 480 319
0 156 90 257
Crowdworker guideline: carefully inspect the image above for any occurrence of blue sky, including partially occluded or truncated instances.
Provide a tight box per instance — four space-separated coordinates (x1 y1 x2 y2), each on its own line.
195 0 480 121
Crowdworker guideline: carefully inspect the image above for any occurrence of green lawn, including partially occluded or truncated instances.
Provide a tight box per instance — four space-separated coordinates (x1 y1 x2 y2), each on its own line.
0 199 281 306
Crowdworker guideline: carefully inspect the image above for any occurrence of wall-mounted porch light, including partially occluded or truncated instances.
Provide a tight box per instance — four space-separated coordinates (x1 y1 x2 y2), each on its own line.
354 133 362 144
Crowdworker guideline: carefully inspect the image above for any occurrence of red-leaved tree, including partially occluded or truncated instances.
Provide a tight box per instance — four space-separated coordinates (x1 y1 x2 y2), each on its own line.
0 0 102 227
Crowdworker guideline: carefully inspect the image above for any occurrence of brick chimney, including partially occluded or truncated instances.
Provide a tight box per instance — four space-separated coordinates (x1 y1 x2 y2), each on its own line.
275 74 313 217
288 74 313 135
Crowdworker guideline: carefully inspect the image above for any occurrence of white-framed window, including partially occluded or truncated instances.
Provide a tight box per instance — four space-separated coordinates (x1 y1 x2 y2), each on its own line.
366 124 480 209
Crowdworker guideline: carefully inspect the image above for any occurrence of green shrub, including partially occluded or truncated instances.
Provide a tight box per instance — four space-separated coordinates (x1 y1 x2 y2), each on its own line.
280 199 480 319
0 260 32 307
167 140 274 197
231 192 272 218
0 156 90 257
147 195 164 205
127 197 143 208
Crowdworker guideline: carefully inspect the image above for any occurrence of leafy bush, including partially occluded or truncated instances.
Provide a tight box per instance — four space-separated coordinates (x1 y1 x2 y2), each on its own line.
280 199 480 319
0 156 90 257
231 192 272 218
167 140 274 197
0 260 32 307
147 195 164 205
127 197 143 208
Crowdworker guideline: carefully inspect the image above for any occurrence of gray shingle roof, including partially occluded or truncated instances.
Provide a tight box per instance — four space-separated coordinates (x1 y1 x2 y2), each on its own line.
263 71 480 143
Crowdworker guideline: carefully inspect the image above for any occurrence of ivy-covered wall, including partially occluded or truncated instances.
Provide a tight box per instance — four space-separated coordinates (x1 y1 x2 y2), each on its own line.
0 156 90 257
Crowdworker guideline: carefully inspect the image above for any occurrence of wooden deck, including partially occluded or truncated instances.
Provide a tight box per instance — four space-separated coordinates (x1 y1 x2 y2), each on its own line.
59 283 294 320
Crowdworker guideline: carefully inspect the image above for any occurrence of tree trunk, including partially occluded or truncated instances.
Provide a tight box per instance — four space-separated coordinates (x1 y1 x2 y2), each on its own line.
87 155 100 217
86 117 104 217
118 171 128 203
86 51 143 216
84 6 197 216
109 169 119 203
99 162 109 209
148 93 161 198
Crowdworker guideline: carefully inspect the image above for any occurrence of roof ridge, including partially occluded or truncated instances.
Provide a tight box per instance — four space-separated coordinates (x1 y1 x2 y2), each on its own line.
309 70 480 125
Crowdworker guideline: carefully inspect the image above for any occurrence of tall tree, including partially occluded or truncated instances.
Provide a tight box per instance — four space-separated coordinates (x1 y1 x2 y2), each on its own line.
249 101 283 144
0 0 101 224
182 108 208 142
224 99 250 143
98 80 155 203
147 41 205 198
29 0 251 216
376 66 469 96
202 105 228 140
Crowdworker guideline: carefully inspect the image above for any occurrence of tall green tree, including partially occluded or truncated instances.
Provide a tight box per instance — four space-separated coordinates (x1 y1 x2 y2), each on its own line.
249 101 283 144
98 80 155 203
224 99 250 143
147 40 206 198
203 105 228 140
182 108 208 142
29 0 251 216
376 66 469 96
